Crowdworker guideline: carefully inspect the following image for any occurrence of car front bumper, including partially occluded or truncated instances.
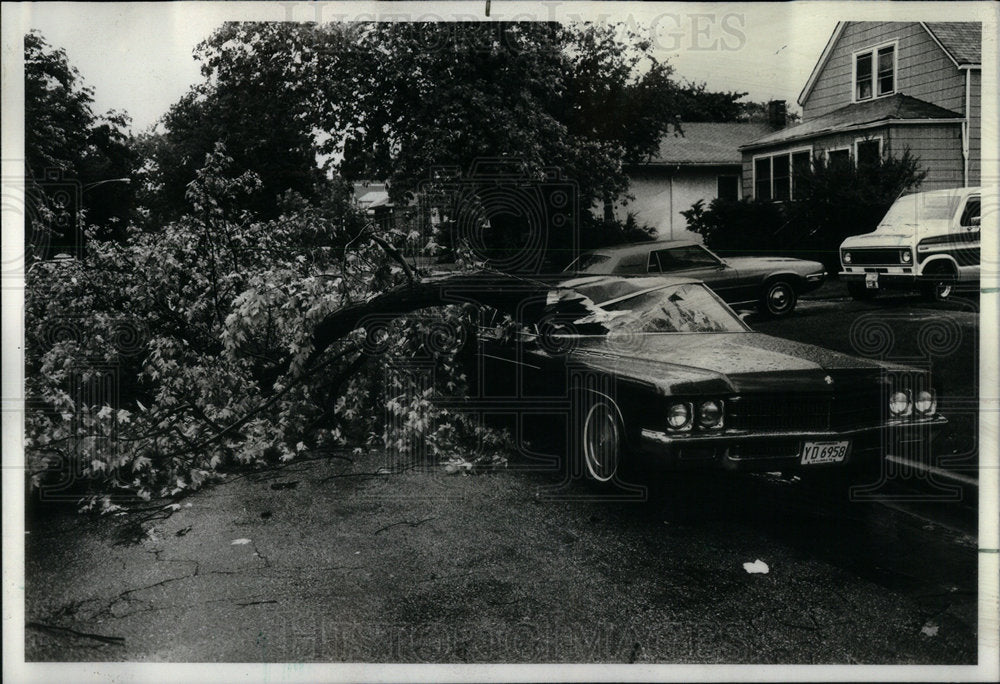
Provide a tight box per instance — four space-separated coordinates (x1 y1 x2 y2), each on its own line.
838 269 939 290
636 415 947 473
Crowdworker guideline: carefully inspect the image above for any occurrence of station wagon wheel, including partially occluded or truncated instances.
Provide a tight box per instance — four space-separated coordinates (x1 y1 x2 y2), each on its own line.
760 279 797 317
581 398 623 483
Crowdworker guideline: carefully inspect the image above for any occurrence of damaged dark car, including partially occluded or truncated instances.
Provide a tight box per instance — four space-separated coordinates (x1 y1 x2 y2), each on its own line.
345 272 945 486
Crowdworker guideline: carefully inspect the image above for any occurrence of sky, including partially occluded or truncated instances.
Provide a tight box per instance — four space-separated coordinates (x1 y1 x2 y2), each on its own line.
12 1 848 132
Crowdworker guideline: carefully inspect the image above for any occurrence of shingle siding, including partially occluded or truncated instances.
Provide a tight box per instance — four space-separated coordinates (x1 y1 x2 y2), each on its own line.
968 69 981 185
886 124 964 190
802 22 965 119
738 122 965 199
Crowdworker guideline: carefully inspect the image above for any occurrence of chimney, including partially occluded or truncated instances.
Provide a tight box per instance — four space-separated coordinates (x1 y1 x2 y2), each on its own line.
767 100 787 129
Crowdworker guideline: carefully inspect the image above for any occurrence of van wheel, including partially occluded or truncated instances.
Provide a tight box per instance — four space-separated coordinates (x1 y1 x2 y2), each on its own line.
920 264 957 301
920 281 954 301
847 282 878 300
759 279 797 317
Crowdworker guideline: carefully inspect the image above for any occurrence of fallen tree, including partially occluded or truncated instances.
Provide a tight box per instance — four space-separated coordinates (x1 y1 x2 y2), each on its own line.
25 147 517 512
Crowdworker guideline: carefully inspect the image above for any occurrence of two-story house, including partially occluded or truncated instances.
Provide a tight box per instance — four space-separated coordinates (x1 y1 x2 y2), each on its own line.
740 22 981 200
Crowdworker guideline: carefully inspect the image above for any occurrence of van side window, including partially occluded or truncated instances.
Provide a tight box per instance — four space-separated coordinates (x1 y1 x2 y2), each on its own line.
960 197 980 229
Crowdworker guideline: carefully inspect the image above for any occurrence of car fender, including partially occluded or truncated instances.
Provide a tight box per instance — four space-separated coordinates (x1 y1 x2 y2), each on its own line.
760 270 806 291
918 254 959 277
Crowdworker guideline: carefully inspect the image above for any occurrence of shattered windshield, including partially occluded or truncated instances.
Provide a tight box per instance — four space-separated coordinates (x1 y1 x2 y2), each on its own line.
570 283 747 334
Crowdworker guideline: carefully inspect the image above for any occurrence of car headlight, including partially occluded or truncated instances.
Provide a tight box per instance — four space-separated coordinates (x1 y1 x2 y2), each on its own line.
889 390 912 417
843 251 852 264
914 389 936 415
901 250 912 263
667 402 692 430
697 400 724 428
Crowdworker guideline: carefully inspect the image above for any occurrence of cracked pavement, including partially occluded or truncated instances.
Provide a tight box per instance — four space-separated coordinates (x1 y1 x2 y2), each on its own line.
25 448 977 663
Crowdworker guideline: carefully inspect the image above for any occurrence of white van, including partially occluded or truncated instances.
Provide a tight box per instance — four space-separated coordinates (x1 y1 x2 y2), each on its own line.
839 187 981 300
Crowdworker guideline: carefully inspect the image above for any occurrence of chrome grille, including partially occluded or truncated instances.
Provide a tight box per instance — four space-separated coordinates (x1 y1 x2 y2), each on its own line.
728 387 885 433
728 394 830 431
846 249 902 265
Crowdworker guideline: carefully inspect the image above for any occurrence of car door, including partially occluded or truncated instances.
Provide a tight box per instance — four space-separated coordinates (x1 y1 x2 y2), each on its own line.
648 245 743 301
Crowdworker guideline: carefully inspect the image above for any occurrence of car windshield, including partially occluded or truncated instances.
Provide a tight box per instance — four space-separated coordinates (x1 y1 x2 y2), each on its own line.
878 192 963 231
571 283 747 334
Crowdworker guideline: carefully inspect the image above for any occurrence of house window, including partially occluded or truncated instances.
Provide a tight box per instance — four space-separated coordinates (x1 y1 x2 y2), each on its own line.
855 138 882 167
855 53 873 100
772 155 791 201
877 46 895 95
717 175 739 202
754 158 772 201
827 148 851 168
855 42 896 101
753 148 812 201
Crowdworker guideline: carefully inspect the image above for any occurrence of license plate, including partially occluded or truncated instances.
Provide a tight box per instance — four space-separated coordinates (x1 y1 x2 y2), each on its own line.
865 272 879 289
800 440 850 465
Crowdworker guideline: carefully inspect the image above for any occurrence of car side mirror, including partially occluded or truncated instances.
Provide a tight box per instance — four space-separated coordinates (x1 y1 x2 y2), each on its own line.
970 216 981 228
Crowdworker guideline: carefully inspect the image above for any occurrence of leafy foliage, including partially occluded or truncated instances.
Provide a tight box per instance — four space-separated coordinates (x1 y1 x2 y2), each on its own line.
26 144 498 511
682 150 926 271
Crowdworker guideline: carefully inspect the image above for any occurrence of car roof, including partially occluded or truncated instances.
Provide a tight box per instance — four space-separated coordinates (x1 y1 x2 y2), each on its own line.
901 186 981 200
582 239 701 258
557 275 701 306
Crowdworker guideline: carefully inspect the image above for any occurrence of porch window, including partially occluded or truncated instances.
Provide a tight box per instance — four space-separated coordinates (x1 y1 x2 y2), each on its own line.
856 139 882 166
753 149 812 201
827 148 851 168
791 151 812 197
754 158 772 201
772 155 791 201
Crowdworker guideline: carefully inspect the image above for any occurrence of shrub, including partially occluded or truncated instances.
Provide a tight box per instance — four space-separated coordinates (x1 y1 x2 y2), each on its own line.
682 150 927 273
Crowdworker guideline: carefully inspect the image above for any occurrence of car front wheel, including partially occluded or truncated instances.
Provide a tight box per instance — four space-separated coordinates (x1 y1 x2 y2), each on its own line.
580 397 624 483
759 279 797 317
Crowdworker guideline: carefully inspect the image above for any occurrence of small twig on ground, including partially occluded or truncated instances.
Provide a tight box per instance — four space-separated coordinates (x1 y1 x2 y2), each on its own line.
26 621 125 645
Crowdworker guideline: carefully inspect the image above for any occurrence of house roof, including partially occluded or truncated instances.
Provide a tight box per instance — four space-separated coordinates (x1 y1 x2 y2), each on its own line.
922 22 982 65
356 189 391 209
643 122 778 166
799 21 981 106
741 94 962 150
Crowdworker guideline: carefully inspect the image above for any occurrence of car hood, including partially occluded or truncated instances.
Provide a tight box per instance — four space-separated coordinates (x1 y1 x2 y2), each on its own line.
724 256 824 274
841 219 955 247
568 332 904 395
841 231 914 248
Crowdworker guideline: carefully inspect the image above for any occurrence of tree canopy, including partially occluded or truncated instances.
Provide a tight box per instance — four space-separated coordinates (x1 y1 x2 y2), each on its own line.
143 23 760 231
24 30 138 254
